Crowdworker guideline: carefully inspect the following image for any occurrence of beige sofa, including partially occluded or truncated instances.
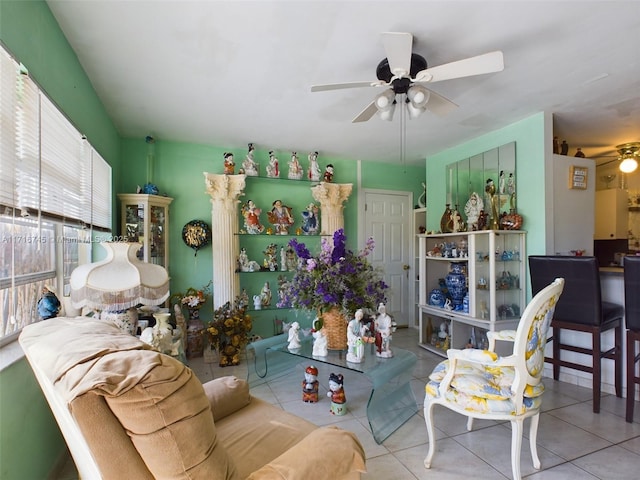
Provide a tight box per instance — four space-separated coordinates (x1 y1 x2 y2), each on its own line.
19 317 366 479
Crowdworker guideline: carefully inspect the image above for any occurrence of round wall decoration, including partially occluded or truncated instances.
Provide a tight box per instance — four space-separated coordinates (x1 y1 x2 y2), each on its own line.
181 220 212 256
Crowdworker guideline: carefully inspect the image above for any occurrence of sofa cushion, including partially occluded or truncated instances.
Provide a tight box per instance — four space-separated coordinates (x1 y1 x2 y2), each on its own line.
102 354 238 479
202 376 251 421
70 392 154 479
216 397 317 478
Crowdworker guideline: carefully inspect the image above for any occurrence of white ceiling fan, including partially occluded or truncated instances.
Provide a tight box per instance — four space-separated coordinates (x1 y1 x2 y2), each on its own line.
311 32 504 123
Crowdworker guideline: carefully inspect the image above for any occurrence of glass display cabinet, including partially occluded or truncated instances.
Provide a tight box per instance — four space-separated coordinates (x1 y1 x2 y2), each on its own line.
118 193 173 269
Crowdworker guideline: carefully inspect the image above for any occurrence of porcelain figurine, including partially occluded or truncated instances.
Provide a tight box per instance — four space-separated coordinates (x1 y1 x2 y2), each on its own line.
464 192 484 231
266 150 279 178
301 202 319 235
327 373 346 415
262 243 278 271
288 151 303 180
242 142 259 176
253 294 262 310
323 163 334 182
287 321 301 350
260 282 272 307
37 285 60 320
241 199 265 234
302 365 319 403
308 151 321 182
311 318 328 357
374 303 395 358
267 199 294 235
223 152 235 175
346 309 368 363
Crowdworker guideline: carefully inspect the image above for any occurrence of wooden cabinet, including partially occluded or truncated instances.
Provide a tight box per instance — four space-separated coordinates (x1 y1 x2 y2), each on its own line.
417 230 526 357
595 189 628 240
118 194 173 270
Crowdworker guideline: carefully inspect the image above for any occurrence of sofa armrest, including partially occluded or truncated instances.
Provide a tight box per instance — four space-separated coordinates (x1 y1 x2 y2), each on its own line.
202 376 251 422
247 426 366 480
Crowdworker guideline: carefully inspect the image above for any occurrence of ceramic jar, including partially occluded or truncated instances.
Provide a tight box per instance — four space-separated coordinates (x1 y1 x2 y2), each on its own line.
445 263 467 311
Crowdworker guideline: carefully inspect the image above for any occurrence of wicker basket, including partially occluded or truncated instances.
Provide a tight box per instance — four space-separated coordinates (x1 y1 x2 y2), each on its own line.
322 307 348 350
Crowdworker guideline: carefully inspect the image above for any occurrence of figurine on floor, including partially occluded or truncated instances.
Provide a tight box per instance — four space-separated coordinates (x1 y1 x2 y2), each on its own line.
327 373 346 415
311 318 328 357
266 150 279 178
308 151 321 182
287 321 301 350
242 142 259 176
374 303 395 358
223 152 235 175
346 309 369 363
37 285 60 320
288 151 303 180
302 365 319 403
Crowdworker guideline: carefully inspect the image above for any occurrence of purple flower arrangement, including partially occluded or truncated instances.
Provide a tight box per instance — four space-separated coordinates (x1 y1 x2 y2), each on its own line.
277 229 388 316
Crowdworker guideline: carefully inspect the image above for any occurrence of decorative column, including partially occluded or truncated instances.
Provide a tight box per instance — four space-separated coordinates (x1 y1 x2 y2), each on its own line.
204 173 245 308
311 182 353 237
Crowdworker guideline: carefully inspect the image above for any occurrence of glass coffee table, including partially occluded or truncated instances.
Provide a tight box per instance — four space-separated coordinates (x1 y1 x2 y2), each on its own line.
246 334 418 444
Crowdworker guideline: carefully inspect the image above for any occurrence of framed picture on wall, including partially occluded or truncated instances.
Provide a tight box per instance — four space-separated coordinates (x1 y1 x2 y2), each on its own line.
569 165 588 190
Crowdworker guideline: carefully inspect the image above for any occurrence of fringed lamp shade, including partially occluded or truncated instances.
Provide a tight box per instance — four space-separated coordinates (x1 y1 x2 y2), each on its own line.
70 242 170 312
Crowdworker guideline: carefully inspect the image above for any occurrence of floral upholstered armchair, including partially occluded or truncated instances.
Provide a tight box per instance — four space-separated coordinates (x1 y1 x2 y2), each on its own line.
423 278 564 480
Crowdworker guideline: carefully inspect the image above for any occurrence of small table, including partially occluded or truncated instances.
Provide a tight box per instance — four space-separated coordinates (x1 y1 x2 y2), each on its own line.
246 334 418 444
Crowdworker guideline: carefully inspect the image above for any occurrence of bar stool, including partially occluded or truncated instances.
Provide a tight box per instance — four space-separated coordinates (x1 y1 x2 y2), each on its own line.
624 256 640 422
528 256 623 413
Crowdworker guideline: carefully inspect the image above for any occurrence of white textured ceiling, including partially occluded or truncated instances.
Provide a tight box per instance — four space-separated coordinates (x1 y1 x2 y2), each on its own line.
46 0 640 166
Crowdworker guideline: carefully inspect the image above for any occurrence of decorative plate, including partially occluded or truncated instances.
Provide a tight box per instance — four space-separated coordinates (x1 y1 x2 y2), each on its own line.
182 220 212 255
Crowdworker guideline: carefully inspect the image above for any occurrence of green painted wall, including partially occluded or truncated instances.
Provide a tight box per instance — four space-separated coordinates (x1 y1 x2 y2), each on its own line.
119 140 425 337
0 1 121 478
425 112 548 297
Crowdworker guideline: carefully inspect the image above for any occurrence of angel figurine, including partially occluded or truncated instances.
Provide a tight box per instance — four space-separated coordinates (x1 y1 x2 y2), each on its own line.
287 321 301 350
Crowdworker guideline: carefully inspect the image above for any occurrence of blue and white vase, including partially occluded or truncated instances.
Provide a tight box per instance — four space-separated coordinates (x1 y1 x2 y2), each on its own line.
462 293 470 313
445 262 467 311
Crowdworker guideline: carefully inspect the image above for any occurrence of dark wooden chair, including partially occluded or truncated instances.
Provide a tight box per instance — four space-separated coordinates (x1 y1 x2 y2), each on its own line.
624 256 640 422
528 256 623 413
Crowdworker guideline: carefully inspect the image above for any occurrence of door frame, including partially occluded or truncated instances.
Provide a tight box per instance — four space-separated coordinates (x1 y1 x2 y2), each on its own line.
358 187 414 327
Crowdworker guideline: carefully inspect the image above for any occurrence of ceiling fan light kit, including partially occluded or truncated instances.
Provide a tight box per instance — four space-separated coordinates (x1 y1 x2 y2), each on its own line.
617 142 639 174
310 31 504 124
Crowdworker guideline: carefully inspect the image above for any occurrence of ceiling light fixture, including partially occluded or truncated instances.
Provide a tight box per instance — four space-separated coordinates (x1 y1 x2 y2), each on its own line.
617 142 640 174
375 89 397 121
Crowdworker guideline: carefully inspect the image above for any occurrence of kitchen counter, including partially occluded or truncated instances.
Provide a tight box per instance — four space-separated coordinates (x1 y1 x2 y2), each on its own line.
599 266 623 275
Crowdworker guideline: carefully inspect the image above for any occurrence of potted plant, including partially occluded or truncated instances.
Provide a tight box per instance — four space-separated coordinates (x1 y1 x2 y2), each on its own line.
278 229 388 349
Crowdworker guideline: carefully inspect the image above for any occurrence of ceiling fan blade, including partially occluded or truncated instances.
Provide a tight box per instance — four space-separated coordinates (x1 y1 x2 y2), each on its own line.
352 101 378 123
424 89 458 117
415 51 504 83
381 32 413 77
311 81 383 92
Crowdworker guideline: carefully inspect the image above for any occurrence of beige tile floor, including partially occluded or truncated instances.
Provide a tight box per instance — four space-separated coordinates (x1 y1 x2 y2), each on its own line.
55 328 640 479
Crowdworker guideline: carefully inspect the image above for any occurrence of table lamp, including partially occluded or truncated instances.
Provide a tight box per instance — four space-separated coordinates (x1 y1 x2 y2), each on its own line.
70 242 170 333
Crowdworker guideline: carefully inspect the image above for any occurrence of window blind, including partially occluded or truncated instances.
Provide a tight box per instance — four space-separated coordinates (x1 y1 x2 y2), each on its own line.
0 44 112 230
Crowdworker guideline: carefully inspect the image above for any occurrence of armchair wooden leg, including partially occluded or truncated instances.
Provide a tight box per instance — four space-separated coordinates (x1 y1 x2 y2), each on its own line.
424 401 437 469
510 419 524 480
467 416 474 431
529 413 541 470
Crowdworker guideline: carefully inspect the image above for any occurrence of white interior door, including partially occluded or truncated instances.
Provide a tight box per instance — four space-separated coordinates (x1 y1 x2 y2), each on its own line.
363 190 412 327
